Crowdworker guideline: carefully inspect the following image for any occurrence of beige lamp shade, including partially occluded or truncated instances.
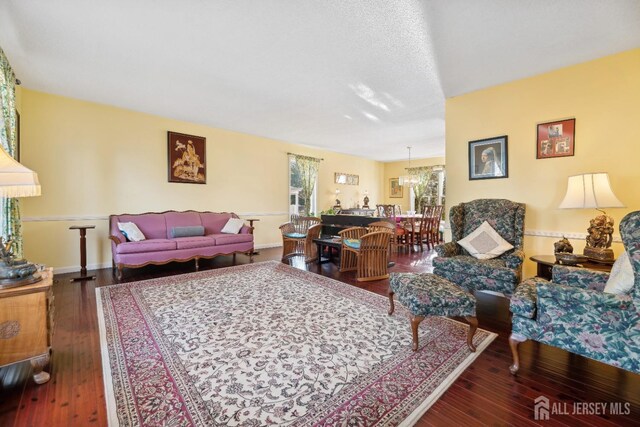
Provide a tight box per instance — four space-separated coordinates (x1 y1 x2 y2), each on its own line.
558 173 624 209
0 144 41 198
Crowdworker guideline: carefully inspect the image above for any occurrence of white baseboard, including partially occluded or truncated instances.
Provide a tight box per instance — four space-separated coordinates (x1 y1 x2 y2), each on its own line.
52 242 283 274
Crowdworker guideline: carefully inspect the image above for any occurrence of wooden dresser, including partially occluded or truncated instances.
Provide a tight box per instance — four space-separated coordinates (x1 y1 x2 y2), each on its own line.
0 268 54 384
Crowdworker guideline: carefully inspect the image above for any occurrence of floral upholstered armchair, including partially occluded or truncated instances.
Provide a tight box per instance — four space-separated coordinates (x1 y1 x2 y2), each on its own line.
509 211 640 375
433 199 526 296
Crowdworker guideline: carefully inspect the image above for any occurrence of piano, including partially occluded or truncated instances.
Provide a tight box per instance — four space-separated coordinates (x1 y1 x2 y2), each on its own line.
320 214 392 237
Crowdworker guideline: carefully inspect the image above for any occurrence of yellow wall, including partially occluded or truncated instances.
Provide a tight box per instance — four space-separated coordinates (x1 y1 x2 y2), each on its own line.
382 157 446 210
20 90 384 271
445 48 640 278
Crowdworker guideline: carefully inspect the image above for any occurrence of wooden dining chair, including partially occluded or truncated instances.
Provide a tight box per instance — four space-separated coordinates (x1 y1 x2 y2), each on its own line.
426 205 444 249
406 205 444 251
375 204 408 252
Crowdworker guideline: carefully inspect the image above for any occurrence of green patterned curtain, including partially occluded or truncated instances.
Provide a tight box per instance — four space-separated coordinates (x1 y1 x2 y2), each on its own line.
0 47 22 256
407 165 445 212
289 153 321 216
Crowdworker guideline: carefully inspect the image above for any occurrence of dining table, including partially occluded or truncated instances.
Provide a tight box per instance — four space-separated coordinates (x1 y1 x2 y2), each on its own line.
396 213 424 251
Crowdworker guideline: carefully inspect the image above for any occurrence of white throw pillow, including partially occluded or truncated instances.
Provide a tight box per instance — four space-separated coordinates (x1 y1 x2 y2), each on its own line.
604 251 634 295
457 221 513 260
117 222 146 242
221 218 245 234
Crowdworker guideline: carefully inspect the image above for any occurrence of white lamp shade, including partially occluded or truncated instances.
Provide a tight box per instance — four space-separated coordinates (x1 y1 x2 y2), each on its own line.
558 173 624 209
0 144 41 198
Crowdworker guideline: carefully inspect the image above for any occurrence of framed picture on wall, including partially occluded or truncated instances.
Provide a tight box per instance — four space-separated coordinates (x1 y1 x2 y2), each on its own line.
536 118 575 159
389 178 403 198
468 135 508 180
167 131 206 184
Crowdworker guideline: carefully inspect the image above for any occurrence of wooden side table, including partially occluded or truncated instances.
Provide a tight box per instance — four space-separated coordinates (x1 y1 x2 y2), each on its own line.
530 255 613 281
0 267 54 384
69 225 96 281
245 218 260 255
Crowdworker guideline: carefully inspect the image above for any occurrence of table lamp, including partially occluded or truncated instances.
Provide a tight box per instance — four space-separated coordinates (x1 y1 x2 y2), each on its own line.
558 172 624 263
0 144 42 289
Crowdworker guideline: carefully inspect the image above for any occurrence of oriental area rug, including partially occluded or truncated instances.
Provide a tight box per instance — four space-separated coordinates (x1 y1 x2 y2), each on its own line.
96 261 496 426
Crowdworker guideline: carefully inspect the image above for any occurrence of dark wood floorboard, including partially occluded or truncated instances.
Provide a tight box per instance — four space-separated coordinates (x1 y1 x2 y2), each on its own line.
0 247 638 426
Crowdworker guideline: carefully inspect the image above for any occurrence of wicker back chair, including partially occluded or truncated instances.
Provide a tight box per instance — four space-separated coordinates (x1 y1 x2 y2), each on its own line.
279 217 322 262
357 231 394 281
367 220 395 233
367 220 395 253
339 227 394 282
338 227 367 273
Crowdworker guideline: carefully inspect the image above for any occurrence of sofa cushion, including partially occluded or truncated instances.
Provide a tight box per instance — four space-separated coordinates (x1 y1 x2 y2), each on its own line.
211 233 254 246
200 212 234 235
221 218 245 234
116 239 177 254
115 213 168 239
118 222 146 242
174 236 217 250
165 212 202 238
171 225 205 238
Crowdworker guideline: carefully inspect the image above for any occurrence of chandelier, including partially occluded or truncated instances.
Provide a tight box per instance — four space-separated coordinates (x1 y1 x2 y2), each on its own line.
398 146 419 187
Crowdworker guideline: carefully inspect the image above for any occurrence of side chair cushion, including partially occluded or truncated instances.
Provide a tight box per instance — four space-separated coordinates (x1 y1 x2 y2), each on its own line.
343 238 361 250
457 221 513 260
284 232 306 239
604 251 634 295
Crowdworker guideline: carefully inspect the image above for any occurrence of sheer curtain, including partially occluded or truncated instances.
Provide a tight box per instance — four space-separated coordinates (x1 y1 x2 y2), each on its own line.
406 165 445 213
288 153 321 216
0 47 22 256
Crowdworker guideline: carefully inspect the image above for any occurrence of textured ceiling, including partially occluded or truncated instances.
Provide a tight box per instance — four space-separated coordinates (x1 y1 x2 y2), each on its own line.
1 1 639 161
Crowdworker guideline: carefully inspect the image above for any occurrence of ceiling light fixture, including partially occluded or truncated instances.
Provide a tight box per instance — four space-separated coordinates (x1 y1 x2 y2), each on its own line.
398 146 419 187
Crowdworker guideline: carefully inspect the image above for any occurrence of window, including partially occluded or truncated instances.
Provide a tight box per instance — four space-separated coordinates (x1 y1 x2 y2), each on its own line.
288 155 318 216
410 167 446 213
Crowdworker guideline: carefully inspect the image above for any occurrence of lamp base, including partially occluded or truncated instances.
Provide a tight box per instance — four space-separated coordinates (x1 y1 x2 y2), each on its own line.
583 247 615 264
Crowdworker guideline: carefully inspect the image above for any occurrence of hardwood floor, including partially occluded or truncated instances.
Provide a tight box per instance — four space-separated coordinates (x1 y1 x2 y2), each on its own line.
1 247 638 426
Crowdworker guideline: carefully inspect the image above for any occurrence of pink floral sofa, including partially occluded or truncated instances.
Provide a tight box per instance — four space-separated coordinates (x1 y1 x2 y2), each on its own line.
109 210 254 279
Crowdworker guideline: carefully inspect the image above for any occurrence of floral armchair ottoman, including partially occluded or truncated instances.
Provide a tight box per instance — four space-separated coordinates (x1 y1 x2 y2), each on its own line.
508 211 640 375
389 272 478 352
